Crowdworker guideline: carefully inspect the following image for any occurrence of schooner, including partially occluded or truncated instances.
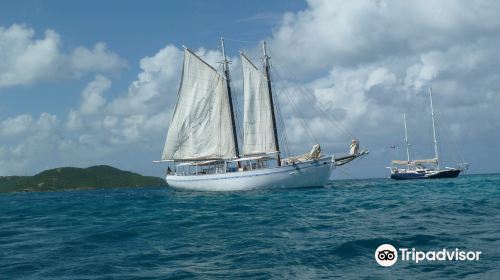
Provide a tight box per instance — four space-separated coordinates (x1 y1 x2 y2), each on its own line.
158 38 367 191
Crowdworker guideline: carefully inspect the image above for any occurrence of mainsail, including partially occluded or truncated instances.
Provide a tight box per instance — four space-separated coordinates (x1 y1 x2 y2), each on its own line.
414 158 438 165
241 53 277 156
391 158 438 165
162 49 236 160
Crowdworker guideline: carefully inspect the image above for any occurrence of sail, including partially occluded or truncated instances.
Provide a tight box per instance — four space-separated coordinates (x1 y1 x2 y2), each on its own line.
413 158 438 165
350 139 359 155
392 158 438 165
241 53 276 156
392 160 412 165
162 49 236 160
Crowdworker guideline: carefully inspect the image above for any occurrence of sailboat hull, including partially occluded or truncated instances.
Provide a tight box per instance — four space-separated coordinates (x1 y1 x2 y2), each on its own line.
166 157 334 191
391 169 461 180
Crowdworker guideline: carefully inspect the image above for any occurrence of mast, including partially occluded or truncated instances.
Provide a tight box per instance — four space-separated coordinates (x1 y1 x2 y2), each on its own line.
403 113 411 164
429 87 439 169
262 41 281 166
220 37 240 160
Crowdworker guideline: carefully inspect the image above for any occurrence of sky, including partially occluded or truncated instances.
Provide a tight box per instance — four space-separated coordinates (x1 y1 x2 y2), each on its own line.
0 0 499 179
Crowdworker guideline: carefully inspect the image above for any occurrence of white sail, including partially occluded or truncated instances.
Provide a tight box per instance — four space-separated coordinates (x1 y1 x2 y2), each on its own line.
413 158 438 165
392 158 438 165
162 49 236 160
241 53 276 156
350 139 359 155
392 160 412 165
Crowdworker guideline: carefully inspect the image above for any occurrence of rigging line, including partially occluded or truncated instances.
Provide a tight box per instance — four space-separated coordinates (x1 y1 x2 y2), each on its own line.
452 141 466 164
272 81 291 157
435 111 464 166
271 63 355 142
427 98 465 166
266 60 291 158
270 66 356 148
445 139 460 166
266 68 309 153
266 48 357 141
433 105 453 165
271 69 320 146
445 136 465 166
281 85 319 145
277 103 291 157
274 63 355 140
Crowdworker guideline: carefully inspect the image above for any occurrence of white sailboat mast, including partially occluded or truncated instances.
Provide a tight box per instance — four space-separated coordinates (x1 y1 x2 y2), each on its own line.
403 113 411 164
220 37 240 159
429 87 439 169
262 41 281 166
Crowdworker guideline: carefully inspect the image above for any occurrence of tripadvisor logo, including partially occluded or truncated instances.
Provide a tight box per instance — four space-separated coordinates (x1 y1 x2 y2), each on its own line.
375 244 482 267
375 244 398 267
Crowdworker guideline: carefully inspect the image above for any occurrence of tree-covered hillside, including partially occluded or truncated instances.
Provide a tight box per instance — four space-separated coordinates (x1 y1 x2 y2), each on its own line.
0 165 167 193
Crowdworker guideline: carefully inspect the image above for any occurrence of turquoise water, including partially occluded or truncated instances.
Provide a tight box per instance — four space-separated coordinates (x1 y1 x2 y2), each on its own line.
1 174 499 279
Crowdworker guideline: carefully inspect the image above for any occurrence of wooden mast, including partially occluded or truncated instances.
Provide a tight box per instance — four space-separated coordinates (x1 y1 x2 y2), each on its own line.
262 41 281 166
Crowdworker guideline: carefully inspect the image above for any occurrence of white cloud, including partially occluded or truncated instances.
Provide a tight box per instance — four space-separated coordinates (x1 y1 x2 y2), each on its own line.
66 110 82 130
263 0 500 176
0 114 33 136
2 1 500 177
79 75 111 114
1 29 179 174
270 0 500 76
108 45 182 115
71 43 127 75
37 112 59 132
404 51 446 90
365 67 396 91
0 112 61 175
0 24 126 89
0 25 60 88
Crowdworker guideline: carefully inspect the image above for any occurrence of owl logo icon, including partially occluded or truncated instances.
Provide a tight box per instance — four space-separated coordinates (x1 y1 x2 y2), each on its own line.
375 244 398 266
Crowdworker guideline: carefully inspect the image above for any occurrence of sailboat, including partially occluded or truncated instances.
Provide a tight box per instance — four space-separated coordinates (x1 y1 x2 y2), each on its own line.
158 38 367 191
389 88 468 180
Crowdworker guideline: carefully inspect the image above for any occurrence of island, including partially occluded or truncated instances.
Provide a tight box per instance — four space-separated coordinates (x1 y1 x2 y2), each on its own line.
0 165 167 193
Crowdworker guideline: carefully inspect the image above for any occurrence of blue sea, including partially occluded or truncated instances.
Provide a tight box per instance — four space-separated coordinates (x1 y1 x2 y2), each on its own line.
1 174 499 279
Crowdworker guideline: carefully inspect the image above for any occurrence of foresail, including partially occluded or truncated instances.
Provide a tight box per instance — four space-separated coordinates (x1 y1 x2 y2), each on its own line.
241 53 276 156
162 49 236 160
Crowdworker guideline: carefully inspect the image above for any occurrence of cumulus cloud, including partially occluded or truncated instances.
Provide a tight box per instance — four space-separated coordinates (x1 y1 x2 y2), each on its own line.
0 43 185 175
365 67 396 91
0 42 241 175
79 75 111 114
108 45 182 115
70 43 127 75
265 0 500 176
2 1 500 177
0 24 126 89
0 114 33 136
270 0 500 76
0 112 61 175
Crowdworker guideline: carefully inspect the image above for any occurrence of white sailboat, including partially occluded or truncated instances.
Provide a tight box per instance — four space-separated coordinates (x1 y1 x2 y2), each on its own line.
158 38 367 191
389 88 468 180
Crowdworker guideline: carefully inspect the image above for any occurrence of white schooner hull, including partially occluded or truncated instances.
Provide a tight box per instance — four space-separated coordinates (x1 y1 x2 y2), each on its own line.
166 157 334 192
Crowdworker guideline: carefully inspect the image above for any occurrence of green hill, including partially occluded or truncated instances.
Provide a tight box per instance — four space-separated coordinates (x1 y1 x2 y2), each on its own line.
0 165 167 193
